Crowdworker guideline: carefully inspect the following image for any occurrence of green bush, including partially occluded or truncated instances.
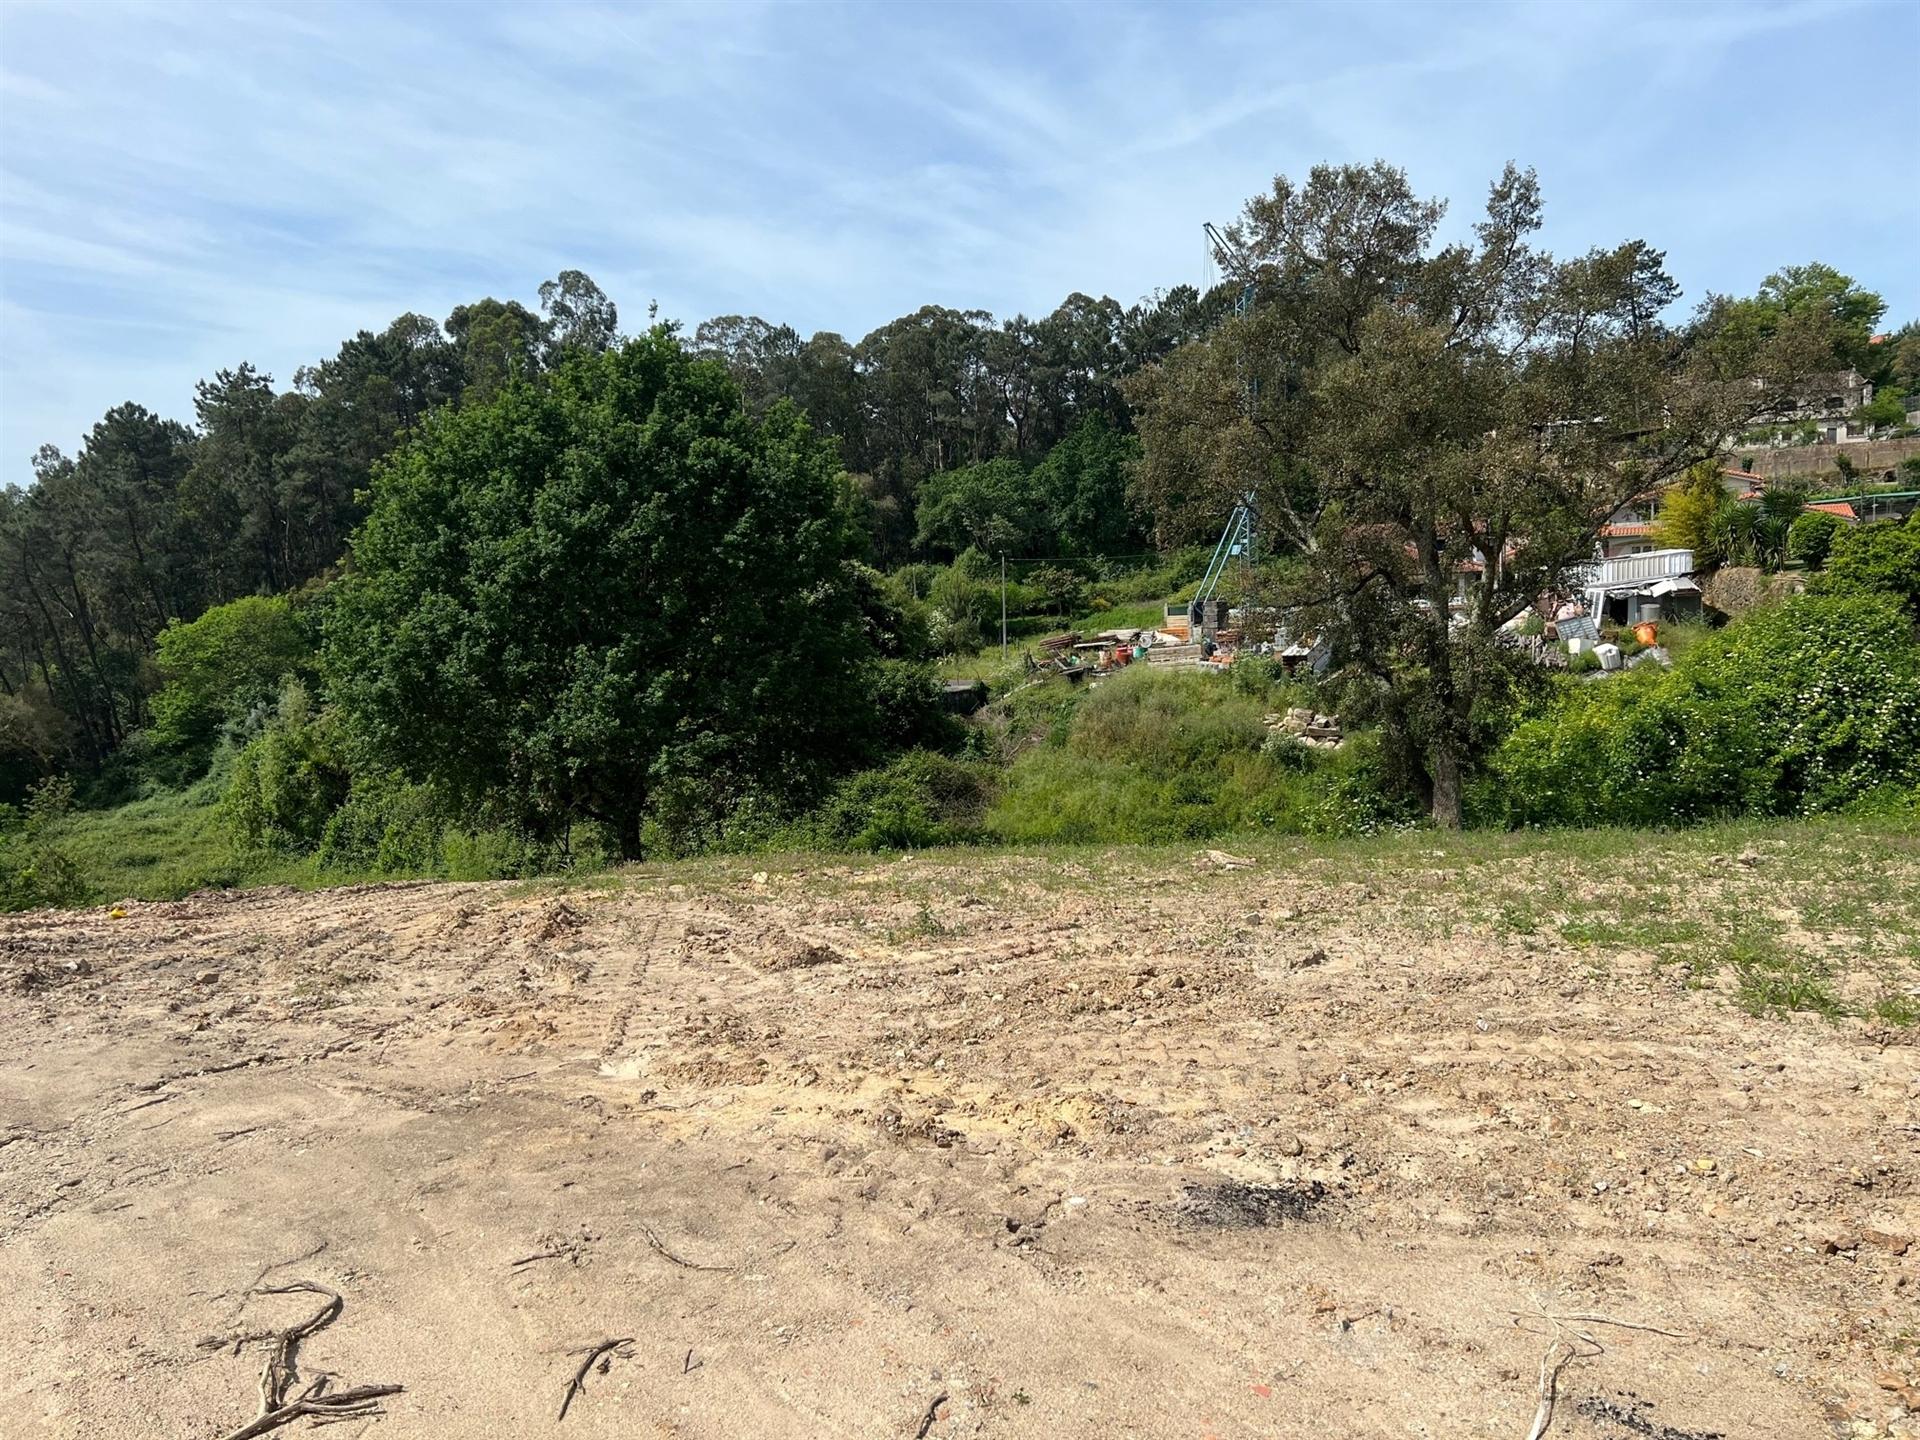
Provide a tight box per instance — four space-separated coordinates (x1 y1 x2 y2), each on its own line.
440 825 546 881
987 667 1411 843
1812 514 1920 618
313 773 443 873
1487 594 1920 827
869 659 962 753
0 778 93 912
927 565 995 652
795 750 995 851
150 595 311 756
225 681 351 851
1786 511 1844 570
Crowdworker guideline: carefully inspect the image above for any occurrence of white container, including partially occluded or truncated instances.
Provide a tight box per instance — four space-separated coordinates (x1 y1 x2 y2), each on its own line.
1593 643 1623 671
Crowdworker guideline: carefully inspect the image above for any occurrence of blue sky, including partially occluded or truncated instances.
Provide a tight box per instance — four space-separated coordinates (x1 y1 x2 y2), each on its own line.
1 0 1915 484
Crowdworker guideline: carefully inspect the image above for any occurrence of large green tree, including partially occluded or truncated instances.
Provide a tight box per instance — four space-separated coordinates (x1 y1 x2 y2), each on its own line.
1128 162 1836 826
324 329 882 855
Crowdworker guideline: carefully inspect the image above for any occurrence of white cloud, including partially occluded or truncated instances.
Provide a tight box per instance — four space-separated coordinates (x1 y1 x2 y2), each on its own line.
0 0 1913 479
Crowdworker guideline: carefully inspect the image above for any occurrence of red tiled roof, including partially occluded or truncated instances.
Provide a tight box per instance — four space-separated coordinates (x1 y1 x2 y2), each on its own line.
1600 522 1654 537
1804 500 1857 520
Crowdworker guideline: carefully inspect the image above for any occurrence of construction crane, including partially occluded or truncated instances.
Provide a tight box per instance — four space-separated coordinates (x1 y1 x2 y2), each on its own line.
1189 222 1261 636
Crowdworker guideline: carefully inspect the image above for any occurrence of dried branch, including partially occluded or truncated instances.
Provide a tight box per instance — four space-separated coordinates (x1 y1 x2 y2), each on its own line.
213 1280 401 1440
557 1337 633 1422
638 1222 735 1273
912 1391 949 1439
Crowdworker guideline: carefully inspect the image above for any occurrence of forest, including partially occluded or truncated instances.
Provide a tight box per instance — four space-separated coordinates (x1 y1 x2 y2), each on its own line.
3 162 1918 908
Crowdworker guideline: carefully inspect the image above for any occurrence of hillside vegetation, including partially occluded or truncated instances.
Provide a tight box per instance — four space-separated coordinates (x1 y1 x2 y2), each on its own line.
4 164 1919 913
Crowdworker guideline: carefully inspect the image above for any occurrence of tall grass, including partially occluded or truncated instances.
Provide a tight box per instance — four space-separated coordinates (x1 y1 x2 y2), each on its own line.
987 666 1410 844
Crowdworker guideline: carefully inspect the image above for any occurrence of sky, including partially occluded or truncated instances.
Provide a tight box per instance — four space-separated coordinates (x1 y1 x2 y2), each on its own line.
1 0 1915 485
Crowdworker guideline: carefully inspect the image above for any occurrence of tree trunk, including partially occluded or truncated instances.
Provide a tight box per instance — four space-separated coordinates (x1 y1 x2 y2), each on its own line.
616 808 644 862
1429 744 1463 830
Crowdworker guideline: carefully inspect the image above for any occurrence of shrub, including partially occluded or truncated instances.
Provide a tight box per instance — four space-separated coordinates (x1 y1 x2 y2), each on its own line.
869 660 962 753
1229 656 1280 700
313 772 442 873
225 681 351 851
1786 511 1844 569
987 667 1411 843
1487 594 1920 827
1812 514 1920 618
927 565 995 653
0 777 93 912
796 751 995 851
150 595 311 756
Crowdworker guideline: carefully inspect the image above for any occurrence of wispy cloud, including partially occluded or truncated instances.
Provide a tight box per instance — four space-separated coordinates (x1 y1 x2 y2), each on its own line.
1 0 1913 480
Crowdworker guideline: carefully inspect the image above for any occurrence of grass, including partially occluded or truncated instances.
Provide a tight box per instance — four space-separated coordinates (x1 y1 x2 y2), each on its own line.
1069 599 1167 634
549 811 1920 1031
55 771 314 902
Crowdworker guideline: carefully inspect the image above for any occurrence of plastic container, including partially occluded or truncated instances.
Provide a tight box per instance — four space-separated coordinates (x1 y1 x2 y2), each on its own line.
1633 621 1659 646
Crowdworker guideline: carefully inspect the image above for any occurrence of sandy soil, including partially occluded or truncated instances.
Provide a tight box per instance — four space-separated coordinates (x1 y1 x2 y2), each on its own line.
2 849 1915 1440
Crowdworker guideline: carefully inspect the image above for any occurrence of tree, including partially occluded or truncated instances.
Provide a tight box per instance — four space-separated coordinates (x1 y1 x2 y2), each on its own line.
324 330 882 856
913 458 1042 558
1030 413 1144 557
1753 263 1885 374
1127 162 1837 826
444 297 545 401
1855 387 1905 430
538 270 619 360
149 594 311 754
1028 563 1086 617
1651 461 1725 553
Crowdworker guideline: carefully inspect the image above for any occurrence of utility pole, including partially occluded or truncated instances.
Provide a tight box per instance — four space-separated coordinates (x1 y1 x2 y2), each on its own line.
1000 553 1008 659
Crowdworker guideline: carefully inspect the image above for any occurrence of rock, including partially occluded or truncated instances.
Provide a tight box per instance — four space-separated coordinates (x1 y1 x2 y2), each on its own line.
1737 850 1762 868
194 970 219 985
1278 1134 1304 1157
1196 850 1256 871
1861 1228 1912 1256
1295 949 1329 970
1811 1224 1860 1255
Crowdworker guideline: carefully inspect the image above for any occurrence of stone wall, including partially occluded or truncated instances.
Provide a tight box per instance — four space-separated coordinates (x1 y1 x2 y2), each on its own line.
1730 435 1920 481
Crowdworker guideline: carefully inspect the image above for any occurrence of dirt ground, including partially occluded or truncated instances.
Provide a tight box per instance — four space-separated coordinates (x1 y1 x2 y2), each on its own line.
2 841 1916 1440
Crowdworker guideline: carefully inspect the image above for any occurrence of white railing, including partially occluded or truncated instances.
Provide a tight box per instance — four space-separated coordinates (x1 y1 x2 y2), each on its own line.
1573 548 1694 591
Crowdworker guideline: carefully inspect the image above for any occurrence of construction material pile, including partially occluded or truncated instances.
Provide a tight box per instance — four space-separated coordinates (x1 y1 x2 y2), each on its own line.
1266 707 1343 747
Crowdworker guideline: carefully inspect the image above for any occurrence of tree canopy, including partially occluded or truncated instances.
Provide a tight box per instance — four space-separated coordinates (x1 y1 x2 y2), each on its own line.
1127 161 1839 824
323 330 883 855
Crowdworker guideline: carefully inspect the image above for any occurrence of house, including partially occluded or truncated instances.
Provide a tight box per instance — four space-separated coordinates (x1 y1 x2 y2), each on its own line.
1802 499 1857 524
1598 493 1659 559
1744 368 1877 445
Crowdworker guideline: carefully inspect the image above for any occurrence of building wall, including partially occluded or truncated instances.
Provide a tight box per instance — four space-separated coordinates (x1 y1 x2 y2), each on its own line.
1730 435 1920 481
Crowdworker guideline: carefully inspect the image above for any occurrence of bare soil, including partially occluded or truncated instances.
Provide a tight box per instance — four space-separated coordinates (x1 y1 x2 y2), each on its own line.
2 844 1915 1439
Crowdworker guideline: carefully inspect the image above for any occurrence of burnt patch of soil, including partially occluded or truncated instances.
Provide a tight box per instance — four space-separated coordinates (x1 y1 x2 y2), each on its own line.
1575 1394 1726 1440
1175 1179 1326 1228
